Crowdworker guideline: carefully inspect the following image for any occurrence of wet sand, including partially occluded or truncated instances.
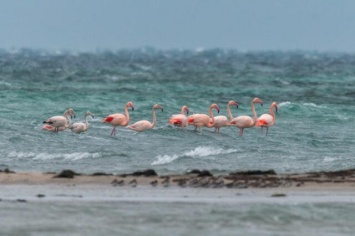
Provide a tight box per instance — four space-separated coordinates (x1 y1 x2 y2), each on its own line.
1 168 355 191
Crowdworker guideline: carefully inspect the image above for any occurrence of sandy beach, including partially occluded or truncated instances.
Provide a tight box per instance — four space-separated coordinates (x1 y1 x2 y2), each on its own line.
1 168 355 192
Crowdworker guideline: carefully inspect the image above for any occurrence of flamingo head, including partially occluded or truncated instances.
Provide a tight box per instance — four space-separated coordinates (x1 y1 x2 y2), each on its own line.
253 97 263 106
211 103 220 113
182 105 189 115
66 108 76 119
127 102 135 111
153 104 164 112
229 100 239 108
272 102 278 112
85 111 95 118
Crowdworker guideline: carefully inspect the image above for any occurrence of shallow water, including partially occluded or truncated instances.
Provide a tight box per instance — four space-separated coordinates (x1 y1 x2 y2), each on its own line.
1 185 355 236
1 49 355 175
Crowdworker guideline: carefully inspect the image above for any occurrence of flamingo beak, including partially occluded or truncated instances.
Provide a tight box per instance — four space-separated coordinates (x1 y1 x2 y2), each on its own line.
131 107 134 111
161 108 164 112
186 109 189 114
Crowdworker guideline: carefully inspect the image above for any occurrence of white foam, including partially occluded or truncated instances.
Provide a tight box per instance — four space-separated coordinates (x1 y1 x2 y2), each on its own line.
151 146 238 165
8 151 101 161
279 101 292 107
303 103 326 108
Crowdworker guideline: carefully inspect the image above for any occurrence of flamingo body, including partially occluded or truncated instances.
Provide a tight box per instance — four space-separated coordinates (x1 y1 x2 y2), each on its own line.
230 98 263 136
256 102 278 136
212 100 238 132
188 103 220 132
169 105 189 127
102 101 134 136
70 111 94 133
43 108 75 133
128 104 163 132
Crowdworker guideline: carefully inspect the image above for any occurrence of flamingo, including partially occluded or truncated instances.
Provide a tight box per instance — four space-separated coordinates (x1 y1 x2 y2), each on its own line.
212 100 238 132
127 104 164 132
43 108 76 133
69 111 95 133
102 101 134 136
255 102 278 136
168 105 189 127
230 97 263 136
187 103 220 132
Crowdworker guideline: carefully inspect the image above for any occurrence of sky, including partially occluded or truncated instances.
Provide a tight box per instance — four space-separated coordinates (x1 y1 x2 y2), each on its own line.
0 0 355 52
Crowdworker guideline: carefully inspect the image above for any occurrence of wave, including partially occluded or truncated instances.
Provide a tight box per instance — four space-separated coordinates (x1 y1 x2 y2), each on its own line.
8 151 101 161
151 146 238 165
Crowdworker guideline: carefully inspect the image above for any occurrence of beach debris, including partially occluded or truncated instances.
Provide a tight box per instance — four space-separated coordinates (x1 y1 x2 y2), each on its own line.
53 169 81 179
0 168 15 174
16 199 27 203
150 180 158 187
176 178 187 187
119 169 157 177
161 176 170 187
91 172 113 176
36 194 45 198
129 179 137 187
186 169 213 177
271 193 287 197
229 169 276 176
111 179 124 186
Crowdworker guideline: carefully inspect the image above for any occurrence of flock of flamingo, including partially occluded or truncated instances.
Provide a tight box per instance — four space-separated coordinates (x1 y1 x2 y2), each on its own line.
42 98 278 136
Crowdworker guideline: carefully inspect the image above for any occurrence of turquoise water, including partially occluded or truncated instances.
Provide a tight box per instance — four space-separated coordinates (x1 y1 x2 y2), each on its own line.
1 49 355 174
1 49 355 235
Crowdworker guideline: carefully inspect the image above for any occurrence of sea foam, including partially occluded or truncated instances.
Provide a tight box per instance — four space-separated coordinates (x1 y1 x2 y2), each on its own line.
151 146 238 165
8 151 101 161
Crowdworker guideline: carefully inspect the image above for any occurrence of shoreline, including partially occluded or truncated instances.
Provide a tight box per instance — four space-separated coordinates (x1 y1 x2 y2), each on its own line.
1 168 355 191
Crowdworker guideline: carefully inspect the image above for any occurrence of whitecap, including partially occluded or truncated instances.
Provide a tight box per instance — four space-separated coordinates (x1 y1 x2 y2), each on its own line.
279 101 292 107
303 103 326 108
7 151 102 161
151 146 238 165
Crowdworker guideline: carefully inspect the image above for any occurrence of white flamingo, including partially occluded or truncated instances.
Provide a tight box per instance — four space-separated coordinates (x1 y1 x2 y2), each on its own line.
43 108 75 133
212 100 238 132
230 98 263 136
69 111 94 133
128 104 164 132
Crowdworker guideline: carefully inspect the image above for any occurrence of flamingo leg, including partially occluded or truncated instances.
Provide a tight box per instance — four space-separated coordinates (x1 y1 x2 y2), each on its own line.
111 127 116 136
265 127 269 136
239 128 243 136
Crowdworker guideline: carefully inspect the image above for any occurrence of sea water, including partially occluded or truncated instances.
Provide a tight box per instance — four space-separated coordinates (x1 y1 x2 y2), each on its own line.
1 49 355 235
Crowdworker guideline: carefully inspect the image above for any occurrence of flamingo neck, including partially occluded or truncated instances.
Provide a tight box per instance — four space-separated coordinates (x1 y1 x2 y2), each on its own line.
251 101 258 124
124 105 130 125
64 112 72 126
207 107 215 127
151 108 157 128
180 107 185 115
227 103 233 122
85 116 89 129
270 106 276 123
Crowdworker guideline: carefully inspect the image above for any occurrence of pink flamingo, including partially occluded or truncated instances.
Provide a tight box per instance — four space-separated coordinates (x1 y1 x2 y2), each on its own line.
230 97 263 136
102 101 134 136
127 104 164 132
43 108 76 133
256 102 278 136
69 111 94 133
187 103 220 132
169 105 189 127
212 100 238 132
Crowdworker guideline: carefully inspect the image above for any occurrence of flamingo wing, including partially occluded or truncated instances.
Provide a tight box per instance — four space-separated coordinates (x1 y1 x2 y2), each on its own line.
230 116 254 128
128 120 152 132
256 114 273 127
